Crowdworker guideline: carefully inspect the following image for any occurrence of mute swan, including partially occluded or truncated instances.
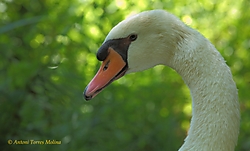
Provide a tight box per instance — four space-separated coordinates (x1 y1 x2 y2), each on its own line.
83 10 240 151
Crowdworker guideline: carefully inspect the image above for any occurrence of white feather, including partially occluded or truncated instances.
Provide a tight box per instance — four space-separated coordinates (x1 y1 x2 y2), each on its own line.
105 10 240 151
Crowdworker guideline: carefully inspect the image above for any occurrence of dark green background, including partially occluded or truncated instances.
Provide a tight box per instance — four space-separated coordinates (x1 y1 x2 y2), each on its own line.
1 0 249 150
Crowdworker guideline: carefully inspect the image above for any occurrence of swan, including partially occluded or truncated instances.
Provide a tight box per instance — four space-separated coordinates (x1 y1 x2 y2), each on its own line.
83 10 240 151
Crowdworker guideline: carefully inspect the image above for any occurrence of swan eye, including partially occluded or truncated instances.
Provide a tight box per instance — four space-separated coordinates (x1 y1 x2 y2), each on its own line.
129 34 137 41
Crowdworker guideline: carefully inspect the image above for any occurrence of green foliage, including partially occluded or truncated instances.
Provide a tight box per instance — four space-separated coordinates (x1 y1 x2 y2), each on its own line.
0 0 249 150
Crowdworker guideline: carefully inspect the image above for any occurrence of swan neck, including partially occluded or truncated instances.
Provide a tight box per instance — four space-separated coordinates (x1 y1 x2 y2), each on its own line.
168 34 240 151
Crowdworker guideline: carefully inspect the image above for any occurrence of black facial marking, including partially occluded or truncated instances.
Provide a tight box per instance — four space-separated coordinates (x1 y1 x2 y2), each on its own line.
96 34 137 62
96 43 110 61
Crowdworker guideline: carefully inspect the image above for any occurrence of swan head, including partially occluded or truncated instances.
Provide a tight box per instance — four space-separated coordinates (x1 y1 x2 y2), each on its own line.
84 10 185 100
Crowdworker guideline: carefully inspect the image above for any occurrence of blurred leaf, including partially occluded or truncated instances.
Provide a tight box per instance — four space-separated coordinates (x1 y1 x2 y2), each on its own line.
0 0 249 151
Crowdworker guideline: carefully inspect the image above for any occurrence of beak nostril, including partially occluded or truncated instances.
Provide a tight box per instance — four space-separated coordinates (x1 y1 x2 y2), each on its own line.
103 65 108 71
103 60 110 71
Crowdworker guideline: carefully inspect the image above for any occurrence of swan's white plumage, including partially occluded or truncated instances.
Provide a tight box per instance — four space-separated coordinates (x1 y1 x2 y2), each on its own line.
105 10 240 151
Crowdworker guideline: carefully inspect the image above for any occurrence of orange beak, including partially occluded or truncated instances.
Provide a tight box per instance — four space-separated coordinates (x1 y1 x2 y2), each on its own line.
84 47 127 100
